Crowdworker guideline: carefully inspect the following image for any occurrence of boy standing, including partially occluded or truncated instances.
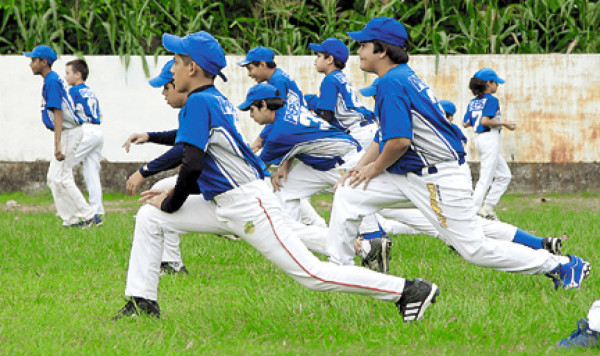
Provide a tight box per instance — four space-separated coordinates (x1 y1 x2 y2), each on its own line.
65 59 105 217
25 45 100 227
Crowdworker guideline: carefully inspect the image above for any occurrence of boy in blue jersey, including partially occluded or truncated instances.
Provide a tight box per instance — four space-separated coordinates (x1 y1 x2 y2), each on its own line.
114 31 439 323
327 17 590 291
65 59 105 217
309 38 377 149
463 69 516 220
25 45 100 227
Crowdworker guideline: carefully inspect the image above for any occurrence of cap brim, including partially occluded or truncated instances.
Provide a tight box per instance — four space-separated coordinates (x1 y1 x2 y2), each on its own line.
359 87 376 97
348 31 373 42
162 33 188 55
237 59 251 67
23 51 35 58
496 77 505 84
148 76 171 88
238 99 253 111
309 43 324 52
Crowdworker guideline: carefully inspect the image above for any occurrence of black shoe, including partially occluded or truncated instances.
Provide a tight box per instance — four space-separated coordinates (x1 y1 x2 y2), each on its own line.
396 278 439 322
113 297 160 320
542 237 562 255
361 236 392 273
160 262 189 276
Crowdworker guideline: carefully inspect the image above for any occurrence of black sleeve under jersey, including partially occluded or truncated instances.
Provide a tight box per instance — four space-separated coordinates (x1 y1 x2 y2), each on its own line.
318 110 334 123
160 143 204 213
147 129 178 145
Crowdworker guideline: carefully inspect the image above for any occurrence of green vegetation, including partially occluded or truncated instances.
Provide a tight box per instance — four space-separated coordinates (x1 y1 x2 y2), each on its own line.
0 192 599 354
2 0 599 58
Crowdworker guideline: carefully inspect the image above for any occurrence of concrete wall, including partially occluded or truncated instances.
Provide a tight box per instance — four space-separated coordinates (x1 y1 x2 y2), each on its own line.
1 54 599 193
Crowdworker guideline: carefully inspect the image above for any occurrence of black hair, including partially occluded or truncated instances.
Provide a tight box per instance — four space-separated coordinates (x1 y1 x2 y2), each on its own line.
250 60 277 69
469 77 487 97
163 80 175 90
66 59 89 81
322 53 346 70
180 54 215 80
250 95 285 111
445 112 453 120
368 39 410 64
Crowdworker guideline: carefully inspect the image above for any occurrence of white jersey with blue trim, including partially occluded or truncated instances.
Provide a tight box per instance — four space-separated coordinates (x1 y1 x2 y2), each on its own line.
175 86 266 200
463 93 502 134
259 98 360 172
316 70 374 130
375 65 465 175
69 83 102 124
41 71 83 130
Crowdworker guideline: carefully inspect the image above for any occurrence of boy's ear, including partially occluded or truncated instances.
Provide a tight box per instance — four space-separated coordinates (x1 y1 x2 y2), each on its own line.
259 61 267 68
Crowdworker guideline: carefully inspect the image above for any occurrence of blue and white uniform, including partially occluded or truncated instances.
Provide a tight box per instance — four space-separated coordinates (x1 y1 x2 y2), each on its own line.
464 93 511 211
315 69 377 148
40 71 95 226
328 63 562 276
70 83 105 215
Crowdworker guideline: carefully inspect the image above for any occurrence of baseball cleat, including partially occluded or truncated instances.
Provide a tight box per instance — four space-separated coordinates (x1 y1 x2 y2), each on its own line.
558 318 599 349
160 262 189 276
217 234 241 241
542 237 562 255
396 278 440 322
112 297 161 320
547 254 591 290
477 206 498 221
360 236 392 273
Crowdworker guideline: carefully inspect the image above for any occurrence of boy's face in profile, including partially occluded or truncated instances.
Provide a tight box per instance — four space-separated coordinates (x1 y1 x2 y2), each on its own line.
29 58 46 75
314 53 331 73
171 54 191 94
357 42 378 73
162 82 187 109
245 63 270 83
249 102 275 125
65 65 79 86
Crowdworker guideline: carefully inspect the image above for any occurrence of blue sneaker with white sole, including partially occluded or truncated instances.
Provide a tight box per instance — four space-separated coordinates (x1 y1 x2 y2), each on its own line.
546 254 591 290
558 318 599 349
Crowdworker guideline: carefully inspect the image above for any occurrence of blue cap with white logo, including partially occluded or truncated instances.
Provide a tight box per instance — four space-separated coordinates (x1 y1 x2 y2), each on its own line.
359 78 380 97
237 46 275 67
149 60 174 88
162 31 228 82
439 100 456 116
309 38 349 63
304 94 319 111
238 83 280 110
348 17 408 47
24 45 58 65
474 68 505 84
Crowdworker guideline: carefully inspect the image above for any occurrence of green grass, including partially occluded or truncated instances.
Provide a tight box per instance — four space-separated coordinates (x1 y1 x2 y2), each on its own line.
1 192 599 354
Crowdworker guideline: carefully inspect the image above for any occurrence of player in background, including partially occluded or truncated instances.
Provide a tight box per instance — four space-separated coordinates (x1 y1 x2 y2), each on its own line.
65 59 105 217
114 31 439 322
25 45 100 227
558 300 600 349
440 100 471 182
326 17 589 290
463 69 516 220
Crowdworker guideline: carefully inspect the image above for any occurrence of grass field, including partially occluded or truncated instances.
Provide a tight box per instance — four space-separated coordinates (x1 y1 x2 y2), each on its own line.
1 191 599 355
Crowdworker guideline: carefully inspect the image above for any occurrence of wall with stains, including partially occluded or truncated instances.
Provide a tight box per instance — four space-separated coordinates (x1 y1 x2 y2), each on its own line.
2 54 599 163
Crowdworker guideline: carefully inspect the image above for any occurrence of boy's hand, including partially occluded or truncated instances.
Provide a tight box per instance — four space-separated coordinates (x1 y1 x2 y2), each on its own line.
504 122 517 131
126 171 146 195
54 148 65 161
123 133 150 152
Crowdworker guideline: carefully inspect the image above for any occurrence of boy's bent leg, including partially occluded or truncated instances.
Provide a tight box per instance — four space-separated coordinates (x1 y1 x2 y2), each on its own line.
79 125 104 215
483 155 511 210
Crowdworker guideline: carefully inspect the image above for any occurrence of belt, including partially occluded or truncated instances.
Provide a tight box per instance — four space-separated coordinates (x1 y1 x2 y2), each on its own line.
413 157 465 176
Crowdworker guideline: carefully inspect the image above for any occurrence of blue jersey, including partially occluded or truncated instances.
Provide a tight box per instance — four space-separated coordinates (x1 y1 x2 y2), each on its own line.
316 70 374 130
451 123 467 144
175 86 266 200
463 93 501 134
259 68 306 140
41 71 82 130
260 99 359 171
69 83 102 124
375 65 465 175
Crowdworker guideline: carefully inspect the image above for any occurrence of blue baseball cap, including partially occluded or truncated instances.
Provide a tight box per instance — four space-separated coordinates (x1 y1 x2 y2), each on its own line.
24 45 58 65
149 60 174 88
238 83 279 110
304 94 319 111
237 46 275 67
439 100 456 116
359 78 379 97
162 32 228 82
474 68 505 84
309 38 349 63
348 17 408 47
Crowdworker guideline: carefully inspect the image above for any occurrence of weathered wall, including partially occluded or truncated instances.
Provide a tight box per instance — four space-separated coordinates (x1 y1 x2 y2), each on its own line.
1 54 599 193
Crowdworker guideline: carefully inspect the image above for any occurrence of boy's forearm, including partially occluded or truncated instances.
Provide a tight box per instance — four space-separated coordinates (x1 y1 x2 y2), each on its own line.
53 109 63 150
356 141 380 168
372 137 410 172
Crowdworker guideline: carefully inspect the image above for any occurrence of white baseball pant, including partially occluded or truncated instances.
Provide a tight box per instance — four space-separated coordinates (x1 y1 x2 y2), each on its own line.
473 130 511 210
47 126 96 225
125 180 408 302
327 163 561 274
588 300 600 332
73 123 104 215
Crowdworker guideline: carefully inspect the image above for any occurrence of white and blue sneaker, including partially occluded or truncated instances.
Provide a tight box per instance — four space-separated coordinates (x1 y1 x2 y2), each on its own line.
558 318 599 349
547 254 591 290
